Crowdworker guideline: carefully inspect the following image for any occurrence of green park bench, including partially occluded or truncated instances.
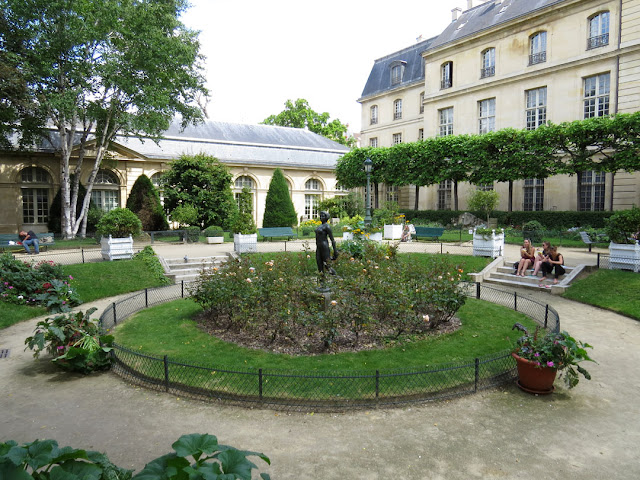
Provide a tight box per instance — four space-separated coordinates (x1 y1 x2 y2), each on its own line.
413 226 445 241
0 232 56 252
258 227 298 241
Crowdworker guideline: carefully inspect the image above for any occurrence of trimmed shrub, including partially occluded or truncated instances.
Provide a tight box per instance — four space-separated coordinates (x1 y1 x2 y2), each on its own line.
96 208 143 238
262 168 297 227
126 174 168 231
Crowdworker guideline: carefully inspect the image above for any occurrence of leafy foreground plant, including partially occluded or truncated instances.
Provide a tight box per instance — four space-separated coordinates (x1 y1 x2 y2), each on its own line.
24 308 114 374
0 433 271 479
512 325 596 388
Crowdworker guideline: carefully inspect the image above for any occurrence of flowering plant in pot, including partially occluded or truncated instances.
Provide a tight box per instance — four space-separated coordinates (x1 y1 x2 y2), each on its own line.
511 324 595 393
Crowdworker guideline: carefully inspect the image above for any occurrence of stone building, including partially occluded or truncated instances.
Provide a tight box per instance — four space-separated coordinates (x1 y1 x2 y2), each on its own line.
359 0 640 212
0 121 349 234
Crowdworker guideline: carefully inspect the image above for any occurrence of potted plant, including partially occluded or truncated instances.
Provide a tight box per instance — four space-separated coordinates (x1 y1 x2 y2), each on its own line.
511 325 595 394
96 207 142 260
606 207 640 272
204 225 225 244
472 227 504 258
468 189 499 227
232 187 257 254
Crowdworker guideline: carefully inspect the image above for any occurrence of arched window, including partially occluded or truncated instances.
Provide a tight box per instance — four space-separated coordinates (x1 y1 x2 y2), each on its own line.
441 61 453 89
370 105 378 125
234 175 255 211
588 11 610 49
529 32 547 65
20 167 52 224
393 99 402 120
150 172 166 204
390 61 405 85
304 178 322 219
93 169 120 212
481 48 495 78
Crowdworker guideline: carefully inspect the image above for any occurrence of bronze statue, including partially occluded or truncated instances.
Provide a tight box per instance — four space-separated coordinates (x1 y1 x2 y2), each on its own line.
315 211 338 275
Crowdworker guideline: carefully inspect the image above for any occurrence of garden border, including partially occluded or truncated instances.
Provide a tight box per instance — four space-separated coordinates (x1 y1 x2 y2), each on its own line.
99 281 560 411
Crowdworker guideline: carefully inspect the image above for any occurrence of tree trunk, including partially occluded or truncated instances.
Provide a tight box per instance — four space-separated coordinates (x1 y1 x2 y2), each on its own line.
414 185 419 210
508 180 513 212
453 180 458 211
374 183 379 209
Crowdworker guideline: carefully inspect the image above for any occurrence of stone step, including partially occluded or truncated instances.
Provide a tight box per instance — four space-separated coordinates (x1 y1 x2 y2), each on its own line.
164 256 226 266
483 277 559 291
496 265 574 276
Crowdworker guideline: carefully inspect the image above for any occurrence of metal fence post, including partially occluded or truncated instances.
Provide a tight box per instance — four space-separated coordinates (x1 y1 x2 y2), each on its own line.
112 302 117 325
259 368 263 400
164 355 169 392
544 304 549 329
81 248 85 264
145 288 148 308
597 253 601 269
375 370 380 400
514 291 517 312
476 282 481 300
284 241 287 252
150 232 155 244
474 358 479 392
181 281 184 298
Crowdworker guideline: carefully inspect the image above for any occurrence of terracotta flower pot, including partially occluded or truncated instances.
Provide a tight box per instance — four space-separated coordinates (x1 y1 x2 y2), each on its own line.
512 352 558 394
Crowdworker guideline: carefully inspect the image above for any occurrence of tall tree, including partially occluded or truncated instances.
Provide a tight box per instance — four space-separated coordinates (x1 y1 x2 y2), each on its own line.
162 153 237 229
262 98 356 147
1 0 207 238
126 174 168 231
262 168 297 227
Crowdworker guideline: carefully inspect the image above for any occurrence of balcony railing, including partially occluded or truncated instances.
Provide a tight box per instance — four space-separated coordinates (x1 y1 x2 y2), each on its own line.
528 51 546 65
587 33 609 50
441 79 452 89
480 66 495 78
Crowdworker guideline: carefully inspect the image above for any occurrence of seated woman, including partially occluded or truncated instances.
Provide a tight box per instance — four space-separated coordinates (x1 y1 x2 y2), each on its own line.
516 238 536 277
532 241 551 277
539 246 565 286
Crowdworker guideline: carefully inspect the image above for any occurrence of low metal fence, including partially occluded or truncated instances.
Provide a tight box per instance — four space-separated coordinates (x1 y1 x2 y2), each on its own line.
99 281 560 411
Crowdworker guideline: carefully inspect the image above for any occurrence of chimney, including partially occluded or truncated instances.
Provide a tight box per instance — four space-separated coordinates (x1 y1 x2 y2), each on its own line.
452 7 462 22
467 0 476 9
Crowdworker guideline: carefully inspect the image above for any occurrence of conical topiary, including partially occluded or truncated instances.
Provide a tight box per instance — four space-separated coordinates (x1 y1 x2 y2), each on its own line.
126 174 168 231
262 168 297 227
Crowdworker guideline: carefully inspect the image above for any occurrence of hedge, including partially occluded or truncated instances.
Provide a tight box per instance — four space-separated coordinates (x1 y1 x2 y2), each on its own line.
403 210 615 229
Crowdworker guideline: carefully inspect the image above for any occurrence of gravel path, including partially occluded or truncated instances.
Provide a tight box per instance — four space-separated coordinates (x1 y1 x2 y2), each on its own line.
1 276 639 479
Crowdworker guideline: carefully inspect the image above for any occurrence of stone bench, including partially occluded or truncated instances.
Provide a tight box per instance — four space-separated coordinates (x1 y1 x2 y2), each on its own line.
258 227 298 241
414 226 445 241
0 232 55 252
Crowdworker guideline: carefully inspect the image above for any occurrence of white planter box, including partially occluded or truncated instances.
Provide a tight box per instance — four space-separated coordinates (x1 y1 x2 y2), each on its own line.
234 233 257 254
101 235 134 261
609 242 640 272
342 232 353 241
206 236 224 244
384 224 403 240
472 230 504 258
369 232 383 242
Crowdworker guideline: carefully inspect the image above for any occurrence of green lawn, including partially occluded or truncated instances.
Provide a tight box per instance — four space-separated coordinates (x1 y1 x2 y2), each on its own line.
113 297 535 372
1 256 168 329
563 269 640 320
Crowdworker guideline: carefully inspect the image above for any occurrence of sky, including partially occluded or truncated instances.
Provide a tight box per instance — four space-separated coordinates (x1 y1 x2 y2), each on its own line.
180 0 464 135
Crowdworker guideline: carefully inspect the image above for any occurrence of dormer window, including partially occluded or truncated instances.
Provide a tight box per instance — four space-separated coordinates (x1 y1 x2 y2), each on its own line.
390 61 406 85
441 61 453 89
588 12 610 49
529 31 547 65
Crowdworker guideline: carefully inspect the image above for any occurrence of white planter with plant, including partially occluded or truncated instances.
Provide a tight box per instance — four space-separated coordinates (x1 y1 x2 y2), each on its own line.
369 232 383 242
472 228 504 258
384 224 402 240
96 208 142 261
232 187 258 254
233 233 257 253
204 226 224 244
606 207 640 272
342 232 353 241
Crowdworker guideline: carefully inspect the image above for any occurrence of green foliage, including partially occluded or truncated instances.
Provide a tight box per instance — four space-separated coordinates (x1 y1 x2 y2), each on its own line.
24 307 114 373
0 254 81 312
318 192 364 218
96 207 143 238
204 226 224 237
0 438 133 480
170 203 199 227
0 434 270 479
513 327 595 388
47 177 100 233
522 220 545 243
190 247 466 350
231 187 257 234
372 201 402 227
262 98 355 147
467 190 500 223
126 174 168 231
262 168 297 227
133 246 171 286
185 226 201 243
605 207 640 244
1 0 207 238
162 154 238 229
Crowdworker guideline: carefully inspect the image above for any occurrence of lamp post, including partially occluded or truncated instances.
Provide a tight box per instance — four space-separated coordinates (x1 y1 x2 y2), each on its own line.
364 157 373 226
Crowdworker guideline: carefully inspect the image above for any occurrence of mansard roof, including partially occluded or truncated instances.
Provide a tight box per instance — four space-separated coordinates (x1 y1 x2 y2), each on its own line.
359 36 436 100
430 0 566 51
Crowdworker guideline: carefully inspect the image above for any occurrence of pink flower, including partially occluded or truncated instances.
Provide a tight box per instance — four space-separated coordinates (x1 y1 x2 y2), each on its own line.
69 275 74 280
534 352 540 357
547 361 555 367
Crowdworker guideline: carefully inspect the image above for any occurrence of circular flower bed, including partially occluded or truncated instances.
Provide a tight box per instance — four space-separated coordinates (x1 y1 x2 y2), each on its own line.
189 242 467 354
